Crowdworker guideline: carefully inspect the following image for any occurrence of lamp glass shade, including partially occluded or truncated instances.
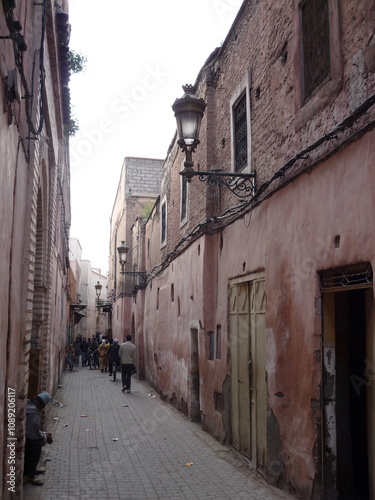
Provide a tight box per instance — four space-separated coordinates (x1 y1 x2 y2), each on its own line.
172 88 206 148
95 281 102 297
117 241 128 264
176 110 202 146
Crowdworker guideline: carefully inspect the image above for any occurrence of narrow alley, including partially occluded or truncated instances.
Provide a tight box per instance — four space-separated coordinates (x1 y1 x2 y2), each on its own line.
23 366 291 500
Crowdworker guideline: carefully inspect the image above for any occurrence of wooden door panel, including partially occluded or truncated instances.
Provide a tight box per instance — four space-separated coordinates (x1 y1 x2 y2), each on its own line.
230 277 266 468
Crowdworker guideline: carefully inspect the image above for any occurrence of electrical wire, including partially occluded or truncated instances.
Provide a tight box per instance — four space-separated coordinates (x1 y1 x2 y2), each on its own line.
145 91 375 285
1 0 47 137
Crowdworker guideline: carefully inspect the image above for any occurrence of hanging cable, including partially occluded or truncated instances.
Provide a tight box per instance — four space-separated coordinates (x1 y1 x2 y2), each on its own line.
145 91 375 285
1 0 47 136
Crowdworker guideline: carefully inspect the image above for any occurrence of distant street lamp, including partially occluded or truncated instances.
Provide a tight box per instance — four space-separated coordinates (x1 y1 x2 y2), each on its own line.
95 281 102 310
95 281 102 298
117 241 129 274
116 241 147 292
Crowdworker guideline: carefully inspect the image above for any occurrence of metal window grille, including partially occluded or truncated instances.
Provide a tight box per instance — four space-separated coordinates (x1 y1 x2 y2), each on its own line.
320 263 373 291
301 0 330 101
234 93 247 172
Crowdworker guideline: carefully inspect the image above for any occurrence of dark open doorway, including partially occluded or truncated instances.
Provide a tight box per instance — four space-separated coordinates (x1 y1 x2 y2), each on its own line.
334 289 369 499
322 268 373 500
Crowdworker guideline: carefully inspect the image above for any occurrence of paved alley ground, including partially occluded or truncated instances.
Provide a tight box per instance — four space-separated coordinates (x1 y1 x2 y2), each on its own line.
23 365 292 500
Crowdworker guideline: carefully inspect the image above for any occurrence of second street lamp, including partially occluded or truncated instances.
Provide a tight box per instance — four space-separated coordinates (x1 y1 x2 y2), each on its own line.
95 281 102 311
116 241 147 293
117 241 129 275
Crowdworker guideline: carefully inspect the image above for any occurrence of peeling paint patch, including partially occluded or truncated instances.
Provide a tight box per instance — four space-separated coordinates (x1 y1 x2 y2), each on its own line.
323 344 335 400
281 328 290 348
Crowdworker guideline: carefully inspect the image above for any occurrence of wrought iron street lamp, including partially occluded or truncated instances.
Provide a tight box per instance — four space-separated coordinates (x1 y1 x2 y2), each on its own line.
117 241 129 274
94 281 112 314
95 281 102 311
95 281 102 298
117 241 147 291
172 84 256 198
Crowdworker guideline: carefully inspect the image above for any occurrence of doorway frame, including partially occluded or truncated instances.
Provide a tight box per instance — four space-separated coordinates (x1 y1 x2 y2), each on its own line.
229 272 267 475
320 262 374 498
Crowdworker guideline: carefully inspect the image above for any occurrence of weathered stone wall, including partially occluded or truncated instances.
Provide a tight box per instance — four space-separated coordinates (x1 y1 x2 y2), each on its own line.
109 157 163 342
0 1 71 497
134 1 375 498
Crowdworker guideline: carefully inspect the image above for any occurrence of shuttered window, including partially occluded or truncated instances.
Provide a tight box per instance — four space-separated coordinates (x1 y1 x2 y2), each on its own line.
301 0 331 102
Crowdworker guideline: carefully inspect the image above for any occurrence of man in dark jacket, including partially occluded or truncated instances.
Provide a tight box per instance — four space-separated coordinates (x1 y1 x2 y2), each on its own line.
23 391 53 486
108 338 121 376
80 337 90 366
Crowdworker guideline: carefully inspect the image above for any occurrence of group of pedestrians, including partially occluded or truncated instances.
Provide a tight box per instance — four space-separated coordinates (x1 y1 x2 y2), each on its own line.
68 334 136 393
24 335 136 489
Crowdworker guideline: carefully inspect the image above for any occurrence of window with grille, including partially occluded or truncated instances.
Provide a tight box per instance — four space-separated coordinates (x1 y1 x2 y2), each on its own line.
208 331 215 360
181 175 187 222
301 0 330 102
161 200 166 245
233 92 248 172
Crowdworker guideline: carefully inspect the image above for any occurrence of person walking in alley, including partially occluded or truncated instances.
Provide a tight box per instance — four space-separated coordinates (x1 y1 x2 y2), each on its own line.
98 338 109 372
23 391 53 486
73 336 81 366
88 336 99 369
119 335 136 393
80 336 89 366
108 338 121 377
65 344 76 371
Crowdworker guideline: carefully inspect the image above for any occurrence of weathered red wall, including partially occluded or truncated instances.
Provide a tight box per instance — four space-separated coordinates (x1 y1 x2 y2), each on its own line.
131 0 375 497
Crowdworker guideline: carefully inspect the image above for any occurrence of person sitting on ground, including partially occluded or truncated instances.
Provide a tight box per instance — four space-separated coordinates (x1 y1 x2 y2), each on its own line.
23 391 53 486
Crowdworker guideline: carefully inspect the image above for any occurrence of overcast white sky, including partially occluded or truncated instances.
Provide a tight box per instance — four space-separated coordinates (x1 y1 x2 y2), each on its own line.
68 0 243 273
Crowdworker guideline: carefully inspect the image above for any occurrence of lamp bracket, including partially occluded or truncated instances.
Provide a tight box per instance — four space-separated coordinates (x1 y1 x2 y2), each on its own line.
120 271 147 290
181 168 256 199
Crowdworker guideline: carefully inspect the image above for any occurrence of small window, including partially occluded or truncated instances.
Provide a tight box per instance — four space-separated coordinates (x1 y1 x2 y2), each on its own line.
294 0 341 124
233 93 248 172
161 199 167 246
208 331 214 361
180 175 188 222
216 325 222 360
301 0 330 102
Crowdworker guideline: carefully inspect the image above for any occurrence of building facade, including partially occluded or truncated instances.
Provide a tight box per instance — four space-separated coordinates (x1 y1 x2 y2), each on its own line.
109 156 163 343
69 239 110 344
0 1 71 497
120 1 375 498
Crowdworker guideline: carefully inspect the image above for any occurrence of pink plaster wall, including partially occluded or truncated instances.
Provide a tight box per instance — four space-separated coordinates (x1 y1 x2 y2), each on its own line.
218 131 375 494
130 0 375 497
0 2 71 497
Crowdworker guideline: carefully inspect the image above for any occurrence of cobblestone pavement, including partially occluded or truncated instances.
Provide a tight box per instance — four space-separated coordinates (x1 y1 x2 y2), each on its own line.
23 365 292 500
